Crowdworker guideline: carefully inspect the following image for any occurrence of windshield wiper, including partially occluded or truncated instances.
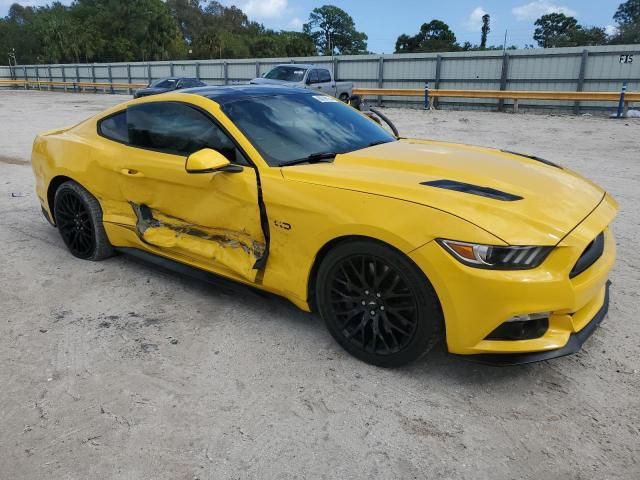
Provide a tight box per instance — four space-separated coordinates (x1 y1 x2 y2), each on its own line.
280 151 339 167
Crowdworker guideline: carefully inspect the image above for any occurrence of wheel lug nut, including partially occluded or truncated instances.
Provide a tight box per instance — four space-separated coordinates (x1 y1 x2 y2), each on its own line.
376 292 381 297
365 290 369 295
361 301 366 305
380 306 385 311
370 310 375 315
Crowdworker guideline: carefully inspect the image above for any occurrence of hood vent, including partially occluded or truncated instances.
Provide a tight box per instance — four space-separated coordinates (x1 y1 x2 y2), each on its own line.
421 179 523 202
502 150 562 169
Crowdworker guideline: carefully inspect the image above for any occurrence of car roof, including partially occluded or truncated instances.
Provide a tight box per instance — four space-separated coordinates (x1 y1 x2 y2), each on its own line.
275 63 322 69
182 85 316 104
155 77 200 81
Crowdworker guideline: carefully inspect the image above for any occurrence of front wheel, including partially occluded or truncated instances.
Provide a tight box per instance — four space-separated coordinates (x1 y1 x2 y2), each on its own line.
316 240 443 367
53 181 114 261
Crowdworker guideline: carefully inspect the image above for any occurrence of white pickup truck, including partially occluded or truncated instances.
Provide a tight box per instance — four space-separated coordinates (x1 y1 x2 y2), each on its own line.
249 64 353 101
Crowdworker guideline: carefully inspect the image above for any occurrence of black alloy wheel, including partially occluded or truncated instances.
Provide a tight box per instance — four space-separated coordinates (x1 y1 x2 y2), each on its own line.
329 255 418 355
316 240 443 367
53 181 114 261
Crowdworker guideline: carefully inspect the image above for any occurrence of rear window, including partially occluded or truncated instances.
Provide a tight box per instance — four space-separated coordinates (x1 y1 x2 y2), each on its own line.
98 111 127 143
149 79 177 89
318 69 331 82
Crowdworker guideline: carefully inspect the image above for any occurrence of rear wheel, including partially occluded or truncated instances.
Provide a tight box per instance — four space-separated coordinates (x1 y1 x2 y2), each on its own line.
53 181 114 261
339 92 349 102
316 240 443 367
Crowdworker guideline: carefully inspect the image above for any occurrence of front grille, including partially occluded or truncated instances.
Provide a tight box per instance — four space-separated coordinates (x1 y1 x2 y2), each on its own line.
570 232 604 279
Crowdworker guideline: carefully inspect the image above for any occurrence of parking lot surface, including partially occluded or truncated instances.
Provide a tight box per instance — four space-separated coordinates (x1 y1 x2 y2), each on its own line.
1 91 638 479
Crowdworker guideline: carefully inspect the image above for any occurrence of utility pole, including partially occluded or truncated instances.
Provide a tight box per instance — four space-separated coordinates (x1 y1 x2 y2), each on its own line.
503 29 508 54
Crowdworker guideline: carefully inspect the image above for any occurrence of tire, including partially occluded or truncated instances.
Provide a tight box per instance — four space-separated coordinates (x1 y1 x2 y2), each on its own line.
316 240 443 367
339 92 349 103
53 181 114 261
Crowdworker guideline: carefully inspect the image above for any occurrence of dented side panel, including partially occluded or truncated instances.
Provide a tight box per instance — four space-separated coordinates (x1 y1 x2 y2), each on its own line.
85 108 266 282
131 203 264 280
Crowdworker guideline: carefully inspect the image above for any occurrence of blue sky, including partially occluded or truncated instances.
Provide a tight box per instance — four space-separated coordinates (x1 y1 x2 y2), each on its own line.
0 0 626 53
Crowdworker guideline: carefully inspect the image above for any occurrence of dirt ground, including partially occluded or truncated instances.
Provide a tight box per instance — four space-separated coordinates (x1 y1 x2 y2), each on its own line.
1 90 638 480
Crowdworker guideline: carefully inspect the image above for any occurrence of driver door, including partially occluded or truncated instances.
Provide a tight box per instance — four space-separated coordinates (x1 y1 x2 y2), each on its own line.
106 101 265 282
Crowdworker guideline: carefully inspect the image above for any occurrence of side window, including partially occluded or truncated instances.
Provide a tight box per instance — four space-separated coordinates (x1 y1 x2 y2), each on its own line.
127 102 242 162
318 69 332 83
98 111 128 143
307 69 319 84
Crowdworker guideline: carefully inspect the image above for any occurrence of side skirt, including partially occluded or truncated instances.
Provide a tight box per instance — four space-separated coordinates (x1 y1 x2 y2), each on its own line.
116 247 268 300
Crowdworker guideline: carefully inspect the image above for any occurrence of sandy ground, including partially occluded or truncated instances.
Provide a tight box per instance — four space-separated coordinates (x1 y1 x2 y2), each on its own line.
1 90 639 480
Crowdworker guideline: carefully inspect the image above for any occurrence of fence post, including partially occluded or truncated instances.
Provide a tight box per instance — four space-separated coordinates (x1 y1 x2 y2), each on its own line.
48 65 52 91
223 61 228 85
255 60 260 78
195 62 200 81
573 49 589 115
377 56 384 106
74 64 80 92
23 66 28 90
616 81 628 118
147 63 152 84
333 57 338 80
61 65 66 92
498 53 510 112
108 65 113 94
434 54 442 109
92 63 97 93
424 82 429 109
127 64 132 94
170 62 174 77
35 66 40 90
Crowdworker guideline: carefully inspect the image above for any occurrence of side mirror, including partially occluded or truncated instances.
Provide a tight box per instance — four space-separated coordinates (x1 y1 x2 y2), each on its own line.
185 148 242 173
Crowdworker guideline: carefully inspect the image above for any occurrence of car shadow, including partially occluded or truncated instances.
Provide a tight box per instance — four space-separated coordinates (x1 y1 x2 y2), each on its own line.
116 250 543 385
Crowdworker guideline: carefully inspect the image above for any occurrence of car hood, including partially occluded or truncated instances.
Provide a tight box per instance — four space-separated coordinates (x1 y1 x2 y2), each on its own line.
281 139 606 245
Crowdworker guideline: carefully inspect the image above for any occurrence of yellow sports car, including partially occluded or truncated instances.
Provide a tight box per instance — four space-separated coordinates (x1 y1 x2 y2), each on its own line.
31 86 616 367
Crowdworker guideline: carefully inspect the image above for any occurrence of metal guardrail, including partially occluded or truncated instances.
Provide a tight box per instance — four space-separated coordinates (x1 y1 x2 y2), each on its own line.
0 79 146 93
2 79 637 115
353 87 640 113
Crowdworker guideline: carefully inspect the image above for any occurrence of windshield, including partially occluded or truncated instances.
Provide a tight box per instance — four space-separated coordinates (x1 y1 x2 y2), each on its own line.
221 93 395 166
264 66 307 82
149 79 177 89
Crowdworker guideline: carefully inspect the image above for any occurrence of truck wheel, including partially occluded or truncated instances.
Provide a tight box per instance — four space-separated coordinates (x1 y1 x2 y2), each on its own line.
339 93 349 103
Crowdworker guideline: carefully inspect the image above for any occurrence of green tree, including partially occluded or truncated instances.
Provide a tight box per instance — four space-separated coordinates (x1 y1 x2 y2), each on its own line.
303 5 368 55
534 12 609 47
533 13 578 47
395 20 458 53
570 26 608 46
611 0 640 43
480 14 490 49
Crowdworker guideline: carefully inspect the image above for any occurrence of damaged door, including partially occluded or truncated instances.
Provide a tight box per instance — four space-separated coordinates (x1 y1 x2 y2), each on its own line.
117 101 266 281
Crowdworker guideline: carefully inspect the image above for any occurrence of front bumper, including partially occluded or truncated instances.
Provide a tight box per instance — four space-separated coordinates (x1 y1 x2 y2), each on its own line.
451 281 610 365
408 194 617 361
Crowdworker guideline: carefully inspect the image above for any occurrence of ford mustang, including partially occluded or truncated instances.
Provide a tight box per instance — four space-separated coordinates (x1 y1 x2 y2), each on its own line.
31 86 617 367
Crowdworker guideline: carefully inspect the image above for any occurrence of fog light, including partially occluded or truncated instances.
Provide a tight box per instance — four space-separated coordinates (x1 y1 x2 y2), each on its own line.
485 313 550 341
505 312 550 323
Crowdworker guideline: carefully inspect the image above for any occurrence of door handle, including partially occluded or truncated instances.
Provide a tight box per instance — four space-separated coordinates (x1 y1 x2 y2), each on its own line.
120 168 145 178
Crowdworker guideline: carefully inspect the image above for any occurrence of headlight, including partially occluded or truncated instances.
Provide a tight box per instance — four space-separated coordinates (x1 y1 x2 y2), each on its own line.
438 239 552 269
